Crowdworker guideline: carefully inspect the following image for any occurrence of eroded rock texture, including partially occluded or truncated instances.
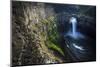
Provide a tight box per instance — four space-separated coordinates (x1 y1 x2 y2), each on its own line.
12 1 64 66
12 1 96 66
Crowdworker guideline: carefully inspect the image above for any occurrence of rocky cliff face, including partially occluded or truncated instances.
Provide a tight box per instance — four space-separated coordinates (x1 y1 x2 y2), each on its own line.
12 1 64 66
12 1 96 66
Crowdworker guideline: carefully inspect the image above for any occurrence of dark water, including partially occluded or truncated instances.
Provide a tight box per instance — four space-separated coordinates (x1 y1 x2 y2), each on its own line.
52 4 96 62
59 16 96 62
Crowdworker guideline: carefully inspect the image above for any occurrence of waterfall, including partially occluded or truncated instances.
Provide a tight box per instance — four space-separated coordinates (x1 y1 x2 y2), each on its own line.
70 17 77 37
64 16 84 39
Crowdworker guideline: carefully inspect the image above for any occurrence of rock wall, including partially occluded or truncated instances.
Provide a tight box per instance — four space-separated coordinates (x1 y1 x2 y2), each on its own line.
12 1 64 66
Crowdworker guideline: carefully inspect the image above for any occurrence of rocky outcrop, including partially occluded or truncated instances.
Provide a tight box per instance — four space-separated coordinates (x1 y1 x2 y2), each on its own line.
12 1 64 66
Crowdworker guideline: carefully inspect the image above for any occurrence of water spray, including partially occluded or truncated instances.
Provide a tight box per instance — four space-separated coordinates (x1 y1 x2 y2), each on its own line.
70 17 77 37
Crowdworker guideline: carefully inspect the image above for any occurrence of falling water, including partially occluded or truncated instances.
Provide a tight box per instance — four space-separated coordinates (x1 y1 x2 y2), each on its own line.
70 17 77 37
65 17 84 39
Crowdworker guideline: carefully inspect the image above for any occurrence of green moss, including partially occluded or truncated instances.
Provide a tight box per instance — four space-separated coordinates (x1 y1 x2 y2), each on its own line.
31 16 65 57
40 16 65 56
47 41 65 56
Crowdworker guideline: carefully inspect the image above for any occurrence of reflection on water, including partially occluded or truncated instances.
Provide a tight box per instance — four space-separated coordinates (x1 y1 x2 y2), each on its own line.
63 16 95 61
72 43 85 51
